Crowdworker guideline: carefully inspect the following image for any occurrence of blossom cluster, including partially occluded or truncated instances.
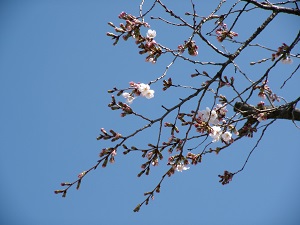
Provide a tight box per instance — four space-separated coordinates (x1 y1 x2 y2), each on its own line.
122 82 155 104
198 104 228 125
168 159 190 173
271 43 292 64
210 125 232 143
175 162 190 172
143 29 161 63
166 153 191 174
195 104 234 143
107 12 162 62
254 80 280 103
215 23 238 42
218 170 234 185
117 11 150 41
178 40 198 56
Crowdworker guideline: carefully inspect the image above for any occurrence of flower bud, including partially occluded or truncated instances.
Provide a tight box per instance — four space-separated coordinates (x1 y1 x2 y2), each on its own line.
137 170 145 177
102 158 108 168
60 182 71 186
133 204 141 212
62 191 67 198
76 179 81 190
155 185 161 193
78 171 87 178
54 190 64 194
123 150 130 155
106 32 116 37
107 22 115 27
109 156 115 164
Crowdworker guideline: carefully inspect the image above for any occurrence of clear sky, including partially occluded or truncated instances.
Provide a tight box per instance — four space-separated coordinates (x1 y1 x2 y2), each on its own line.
0 1 299 225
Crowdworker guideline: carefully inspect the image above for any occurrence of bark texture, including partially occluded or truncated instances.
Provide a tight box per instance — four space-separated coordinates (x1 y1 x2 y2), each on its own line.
234 101 300 121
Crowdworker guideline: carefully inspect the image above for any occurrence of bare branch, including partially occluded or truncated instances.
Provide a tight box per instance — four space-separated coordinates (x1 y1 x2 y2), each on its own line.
234 99 300 121
242 0 300 15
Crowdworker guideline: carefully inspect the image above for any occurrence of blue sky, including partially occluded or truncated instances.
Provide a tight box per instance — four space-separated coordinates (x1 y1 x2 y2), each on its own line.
0 1 299 225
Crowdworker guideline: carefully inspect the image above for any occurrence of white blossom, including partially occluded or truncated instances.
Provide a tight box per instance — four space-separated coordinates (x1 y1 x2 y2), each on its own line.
143 89 155 99
146 29 156 38
215 103 228 116
199 107 218 124
281 56 292 64
137 83 155 99
256 112 266 122
146 57 156 64
257 116 263 122
210 126 222 142
122 92 135 104
176 163 190 172
221 131 232 142
138 83 150 93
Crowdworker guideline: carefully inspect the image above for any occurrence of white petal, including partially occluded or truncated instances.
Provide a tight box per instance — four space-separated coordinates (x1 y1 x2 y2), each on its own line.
141 89 154 99
221 131 232 142
147 29 156 38
138 83 150 93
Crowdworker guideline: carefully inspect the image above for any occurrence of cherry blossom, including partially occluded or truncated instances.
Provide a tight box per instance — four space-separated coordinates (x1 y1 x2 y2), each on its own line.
55 2 300 213
146 29 156 39
111 149 117 156
145 40 156 48
215 23 238 42
221 131 232 143
138 83 150 93
199 107 218 124
186 40 198 56
137 83 155 99
281 56 293 64
77 171 87 179
256 113 267 122
143 89 155 99
146 56 156 64
272 43 292 64
215 104 228 116
122 92 135 104
176 163 190 172
210 126 222 142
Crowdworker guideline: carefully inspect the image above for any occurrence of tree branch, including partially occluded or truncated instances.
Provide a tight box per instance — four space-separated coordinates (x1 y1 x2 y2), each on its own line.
234 99 300 121
242 0 300 16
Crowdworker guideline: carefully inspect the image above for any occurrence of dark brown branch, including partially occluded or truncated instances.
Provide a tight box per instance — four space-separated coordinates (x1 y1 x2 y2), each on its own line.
242 0 300 16
234 100 300 121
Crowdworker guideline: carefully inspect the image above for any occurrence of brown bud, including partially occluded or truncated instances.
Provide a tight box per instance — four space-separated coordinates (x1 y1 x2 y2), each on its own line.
106 32 116 37
107 22 115 27
62 191 67 198
54 190 64 194
133 204 141 212
102 158 108 168
76 179 81 190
